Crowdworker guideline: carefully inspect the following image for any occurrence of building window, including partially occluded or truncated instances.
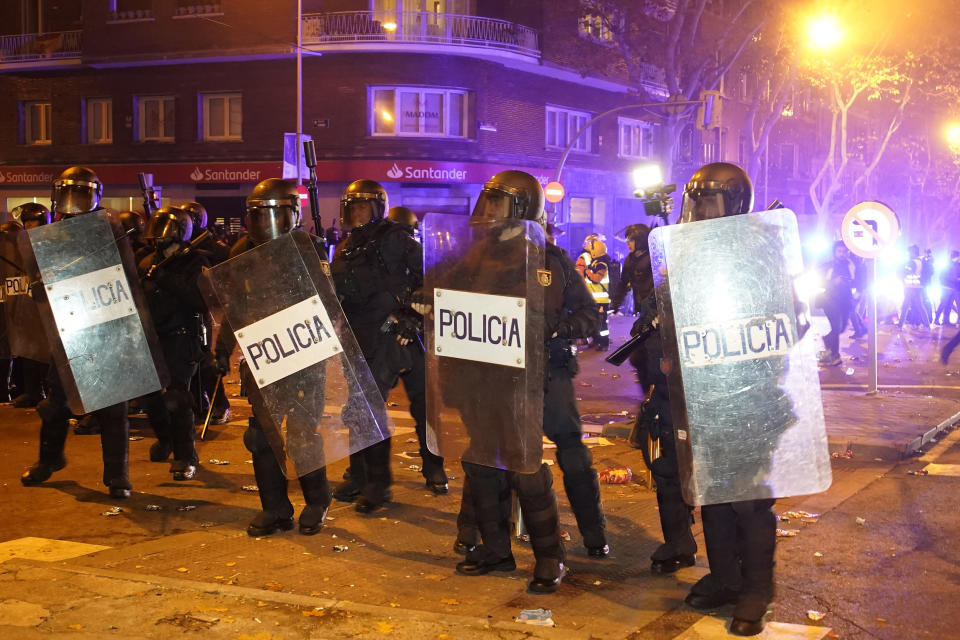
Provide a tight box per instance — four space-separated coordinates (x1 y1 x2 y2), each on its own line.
84 98 113 144
202 93 242 141
579 1 618 43
546 105 591 152
136 95 175 142
618 117 654 159
23 101 52 145
371 87 469 138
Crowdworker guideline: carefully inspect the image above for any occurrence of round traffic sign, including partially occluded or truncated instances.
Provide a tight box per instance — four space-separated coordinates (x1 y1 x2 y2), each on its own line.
544 181 565 203
841 201 900 259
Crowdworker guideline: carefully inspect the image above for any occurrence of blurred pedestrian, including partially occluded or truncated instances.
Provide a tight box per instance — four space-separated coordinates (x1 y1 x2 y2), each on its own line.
817 242 854 366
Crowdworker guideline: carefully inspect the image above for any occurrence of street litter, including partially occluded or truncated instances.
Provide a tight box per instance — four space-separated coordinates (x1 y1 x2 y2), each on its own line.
579 382 593 387
388 402 399 407
845 368 855 376
177 505 197 511
775 529 799 537
908 469 929 476
515 608 555 627
856 517 866 526
241 485 259 492
612 374 620 379
129 436 144 441
831 449 854 459
101 507 124 516
813 552 823 558
207 459 230 465
779 510 819 523
409 464 420 471
560 530 571 541
807 610 826 621
599 467 632 483
332 545 348 552
144 504 163 511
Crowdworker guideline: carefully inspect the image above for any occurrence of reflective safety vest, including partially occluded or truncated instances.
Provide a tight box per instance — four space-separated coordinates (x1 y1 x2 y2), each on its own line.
584 256 611 304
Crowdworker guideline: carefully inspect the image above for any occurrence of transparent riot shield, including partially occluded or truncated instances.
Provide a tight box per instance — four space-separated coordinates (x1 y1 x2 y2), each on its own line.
2 229 50 363
649 209 831 506
20 212 165 414
199 230 392 478
422 212 546 474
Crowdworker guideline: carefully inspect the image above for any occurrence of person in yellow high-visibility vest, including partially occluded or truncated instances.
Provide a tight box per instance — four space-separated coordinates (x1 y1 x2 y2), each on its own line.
579 236 611 350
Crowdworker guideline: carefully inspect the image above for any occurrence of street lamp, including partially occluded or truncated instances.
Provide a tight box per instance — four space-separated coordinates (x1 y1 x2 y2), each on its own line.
805 13 844 52
945 122 960 153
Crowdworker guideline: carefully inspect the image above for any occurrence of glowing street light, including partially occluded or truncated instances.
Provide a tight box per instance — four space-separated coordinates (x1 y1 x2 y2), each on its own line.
805 13 844 52
945 122 960 152
632 163 664 195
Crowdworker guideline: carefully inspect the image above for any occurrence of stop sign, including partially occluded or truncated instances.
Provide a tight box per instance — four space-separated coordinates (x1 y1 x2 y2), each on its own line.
544 181 565 203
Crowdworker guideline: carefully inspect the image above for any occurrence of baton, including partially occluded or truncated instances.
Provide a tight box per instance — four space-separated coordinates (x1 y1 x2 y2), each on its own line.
605 323 657 366
200 373 223 441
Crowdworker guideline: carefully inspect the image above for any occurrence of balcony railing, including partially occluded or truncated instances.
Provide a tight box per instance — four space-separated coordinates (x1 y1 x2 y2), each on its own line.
303 11 539 59
0 30 81 64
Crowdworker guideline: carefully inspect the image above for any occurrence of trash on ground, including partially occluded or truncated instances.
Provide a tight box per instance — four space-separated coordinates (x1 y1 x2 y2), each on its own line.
207 459 230 465
908 469 929 476
387 402 399 407
855 517 866 526
144 504 163 511
241 485 259 492
813 552 824 558
332 545 348 552
409 464 420 471
775 529 799 537
560 530 571 541
177 505 197 512
807 610 826 621
844 368 855 376
831 449 854 459
779 510 819 523
129 436 144 441
515 608 555 627
101 507 124 517
599 467 632 483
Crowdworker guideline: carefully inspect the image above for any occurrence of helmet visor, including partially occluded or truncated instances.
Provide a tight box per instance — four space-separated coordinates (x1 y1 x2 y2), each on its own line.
51 183 98 216
679 191 727 224
340 199 375 231
471 188 514 220
247 206 294 245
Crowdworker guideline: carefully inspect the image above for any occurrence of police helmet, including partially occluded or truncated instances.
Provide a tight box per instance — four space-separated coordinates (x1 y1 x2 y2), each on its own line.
0 221 23 235
180 201 209 239
471 170 545 225
51 166 103 218
116 210 145 240
679 162 753 224
246 178 300 246
11 202 51 228
145 206 193 246
387 206 418 232
340 179 387 231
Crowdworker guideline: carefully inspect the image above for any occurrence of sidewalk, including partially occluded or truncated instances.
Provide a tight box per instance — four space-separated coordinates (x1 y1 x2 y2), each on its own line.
580 315 960 460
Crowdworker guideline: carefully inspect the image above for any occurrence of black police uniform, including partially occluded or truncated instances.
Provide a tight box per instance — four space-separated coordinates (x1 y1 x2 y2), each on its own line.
611 247 654 315
21 213 140 497
630 294 698 571
137 245 209 475
330 218 428 509
193 234 233 424
456 240 601 584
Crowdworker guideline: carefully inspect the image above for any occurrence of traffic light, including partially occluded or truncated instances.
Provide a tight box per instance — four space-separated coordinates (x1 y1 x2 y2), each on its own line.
697 90 722 131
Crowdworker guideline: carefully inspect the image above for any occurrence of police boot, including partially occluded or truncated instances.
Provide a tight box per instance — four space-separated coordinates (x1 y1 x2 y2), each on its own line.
140 391 172 461
149 439 172 462
298 469 331 536
456 464 514 575
167 389 198 481
517 465 566 594
333 454 363 502
244 420 294 537
684 573 740 610
731 499 776 631
99 402 132 498
355 439 392 513
73 413 101 435
556 435 608 557
22 397 70 485
650 481 697 574
454 473 480 554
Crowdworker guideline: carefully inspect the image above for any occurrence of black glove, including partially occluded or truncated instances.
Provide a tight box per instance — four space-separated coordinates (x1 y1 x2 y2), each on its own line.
553 319 574 339
213 351 231 376
394 307 423 343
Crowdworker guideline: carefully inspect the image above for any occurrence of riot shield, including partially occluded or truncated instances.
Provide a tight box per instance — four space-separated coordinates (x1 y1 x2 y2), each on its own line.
20 212 165 414
422 212 546 474
198 230 392 478
2 229 50 363
649 209 831 506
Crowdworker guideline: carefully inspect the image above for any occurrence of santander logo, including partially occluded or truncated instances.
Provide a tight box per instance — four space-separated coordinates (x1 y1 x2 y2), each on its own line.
387 163 404 179
190 167 204 181
0 172 6 184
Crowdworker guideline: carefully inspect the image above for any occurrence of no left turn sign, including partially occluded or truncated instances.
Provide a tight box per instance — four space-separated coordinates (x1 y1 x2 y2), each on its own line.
841 201 900 259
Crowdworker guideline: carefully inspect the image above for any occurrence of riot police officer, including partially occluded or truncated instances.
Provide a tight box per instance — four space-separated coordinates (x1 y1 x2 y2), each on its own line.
611 224 653 316
674 162 775 637
449 170 602 593
384 205 447 493
5 204 51 408
137 206 207 481
20 166 135 499
116 210 148 260
330 180 432 512
214 178 332 536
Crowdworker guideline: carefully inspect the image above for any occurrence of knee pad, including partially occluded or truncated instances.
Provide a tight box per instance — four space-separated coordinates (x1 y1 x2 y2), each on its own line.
243 421 272 455
554 436 593 476
163 387 193 414
36 397 69 424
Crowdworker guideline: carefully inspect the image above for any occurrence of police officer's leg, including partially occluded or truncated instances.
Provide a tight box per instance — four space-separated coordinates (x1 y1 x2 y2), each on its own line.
96 401 131 498
456 462 515 574
14 357 47 407
354 355 397 513
686 502 742 609
731 498 776 628
401 345 447 492
244 414 294 536
166 337 201 480
544 369 607 555
640 418 697 572
22 365 70 484
595 303 610 349
140 391 172 461
514 463 566 593
297 467 331 535
454 469 480 552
